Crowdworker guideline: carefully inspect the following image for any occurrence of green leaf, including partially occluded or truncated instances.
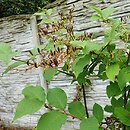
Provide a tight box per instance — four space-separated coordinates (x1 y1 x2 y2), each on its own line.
83 41 104 54
114 107 130 126
102 7 115 19
91 6 103 18
111 18 121 28
47 9 53 15
22 85 46 102
45 40 54 51
70 40 85 48
106 82 122 98
47 88 67 110
80 116 99 130
34 12 46 16
43 67 56 82
126 100 130 112
62 62 69 71
14 98 43 121
73 54 90 77
37 111 67 130
14 85 46 121
2 61 25 75
106 63 120 82
118 67 130 90
40 18 52 24
91 15 101 21
101 72 108 81
93 103 104 123
77 71 86 85
98 64 105 76
104 27 119 42
111 97 124 108
0 43 15 65
126 126 130 130
68 101 86 119
91 6 115 20
104 105 113 113
107 43 116 52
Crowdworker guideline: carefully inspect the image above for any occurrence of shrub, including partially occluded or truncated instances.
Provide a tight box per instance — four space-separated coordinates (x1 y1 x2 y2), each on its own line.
0 0 55 18
0 6 130 130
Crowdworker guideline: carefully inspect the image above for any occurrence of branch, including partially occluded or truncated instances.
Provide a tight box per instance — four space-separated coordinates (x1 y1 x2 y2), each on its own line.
87 41 111 70
44 104 82 120
12 57 34 65
57 69 74 76
82 83 89 118
126 89 130 102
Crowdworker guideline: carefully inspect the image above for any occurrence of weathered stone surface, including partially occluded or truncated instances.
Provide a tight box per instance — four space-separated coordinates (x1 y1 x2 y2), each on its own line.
0 15 42 127
0 0 130 130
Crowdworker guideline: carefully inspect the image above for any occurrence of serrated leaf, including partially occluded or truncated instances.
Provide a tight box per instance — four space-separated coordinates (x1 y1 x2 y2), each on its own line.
80 116 99 130
68 101 86 119
47 88 67 110
106 63 120 82
114 107 130 126
106 82 122 98
43 67 56 82
0 43 15 65
2 61 24 75
22 85 46 102
14 98 43 121
93 103 104 123
73 54 90 77
37 111 67 130
118 67 130 90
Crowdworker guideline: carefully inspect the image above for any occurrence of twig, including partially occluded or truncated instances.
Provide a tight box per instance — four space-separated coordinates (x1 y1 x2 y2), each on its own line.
57 69 73 76
123 88 127 130
82 83 89 118
87 41 111 70
44 104 82 120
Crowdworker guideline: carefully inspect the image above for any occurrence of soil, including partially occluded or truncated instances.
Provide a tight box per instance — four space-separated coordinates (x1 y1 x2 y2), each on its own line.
0 126 31 130
0 119 32 130
0 124 31 130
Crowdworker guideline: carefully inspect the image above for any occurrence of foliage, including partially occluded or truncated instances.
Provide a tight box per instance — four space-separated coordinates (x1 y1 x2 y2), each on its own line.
14 84 46 120
0 5 130 130
0 0 56 18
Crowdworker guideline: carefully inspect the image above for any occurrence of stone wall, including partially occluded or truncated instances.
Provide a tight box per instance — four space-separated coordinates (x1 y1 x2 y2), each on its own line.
0 15 43 127
0 0 130 130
